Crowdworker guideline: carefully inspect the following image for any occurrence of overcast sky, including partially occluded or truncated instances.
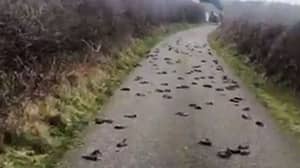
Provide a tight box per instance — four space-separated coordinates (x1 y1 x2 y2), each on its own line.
240 0 300 5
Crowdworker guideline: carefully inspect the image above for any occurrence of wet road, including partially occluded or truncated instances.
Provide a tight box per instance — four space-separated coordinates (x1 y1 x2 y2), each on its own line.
63 25 300 168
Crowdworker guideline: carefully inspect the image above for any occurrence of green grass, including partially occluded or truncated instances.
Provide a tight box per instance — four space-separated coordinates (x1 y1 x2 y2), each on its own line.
0 23 198 168
209 34 300 140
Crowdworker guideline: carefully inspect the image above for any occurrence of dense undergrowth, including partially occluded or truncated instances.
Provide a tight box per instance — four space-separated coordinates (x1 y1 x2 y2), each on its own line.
0 0 204 157
209 35 300 141
217 1 300 90
0 0 205 167
211 1 300 139
0 23 198 168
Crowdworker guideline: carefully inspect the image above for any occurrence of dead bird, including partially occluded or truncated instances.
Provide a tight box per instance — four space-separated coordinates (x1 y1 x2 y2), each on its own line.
198 138 212 146
166 61 174 65
120 88 130 91
95 118 113 125
242 107 250 111
164 57 172 61
229 98 239 103
155 89 164 93
185 71 194 75
157 71 167 75
82 149 102 161
205 102 214 106
194 69 202 73
228 147 241 154
216 66 224 71
241 113 251 120
233 97 243 101
114 125 127 130
164 89 171 93
238 144 249 150
176 112 189 117
229 97 243 103
213 59 219 64
217 148 232 159
176 85 190 89
215 88 224 92
228 146 250 156
203 84 213 88
195 106 202 110
140 81 150 84
191 82 198 85
162 94 173 99
240 149 251 156
193 65 201 69
124 114 137 119
116 139 128 148
176 59 181 64
225 84 240 91
136 93 146 97
189 103 197 107
256 121 264 127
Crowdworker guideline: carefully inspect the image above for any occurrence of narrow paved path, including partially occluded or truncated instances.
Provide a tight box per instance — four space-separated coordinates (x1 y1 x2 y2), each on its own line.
64 25 300 168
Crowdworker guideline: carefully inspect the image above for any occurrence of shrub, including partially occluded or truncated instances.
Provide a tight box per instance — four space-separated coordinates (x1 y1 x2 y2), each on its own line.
216 1 300 89
0 0 205 150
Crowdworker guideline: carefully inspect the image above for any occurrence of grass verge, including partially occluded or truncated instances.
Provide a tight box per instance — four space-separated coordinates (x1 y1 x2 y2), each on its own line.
0 23 198 168
209 33 300 140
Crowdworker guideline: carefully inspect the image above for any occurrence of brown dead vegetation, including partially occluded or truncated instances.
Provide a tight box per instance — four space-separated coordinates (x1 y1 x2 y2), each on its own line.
0 0 205 152
215 1 300 89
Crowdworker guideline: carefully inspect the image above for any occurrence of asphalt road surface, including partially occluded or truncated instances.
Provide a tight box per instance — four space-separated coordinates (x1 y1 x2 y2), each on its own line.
63 25 300 168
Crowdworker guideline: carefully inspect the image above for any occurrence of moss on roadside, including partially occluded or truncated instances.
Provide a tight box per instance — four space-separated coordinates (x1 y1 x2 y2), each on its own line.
0 23 197 168
209 34 300 140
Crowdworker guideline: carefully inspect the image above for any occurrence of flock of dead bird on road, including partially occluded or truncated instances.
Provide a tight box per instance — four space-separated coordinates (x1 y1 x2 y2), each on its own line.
81 38 265 162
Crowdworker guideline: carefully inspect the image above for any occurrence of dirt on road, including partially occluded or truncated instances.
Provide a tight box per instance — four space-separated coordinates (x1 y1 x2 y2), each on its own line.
63 25 300 168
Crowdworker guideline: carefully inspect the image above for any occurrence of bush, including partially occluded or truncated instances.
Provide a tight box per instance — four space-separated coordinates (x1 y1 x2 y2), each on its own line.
0 0 205 149
216 1 300 89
